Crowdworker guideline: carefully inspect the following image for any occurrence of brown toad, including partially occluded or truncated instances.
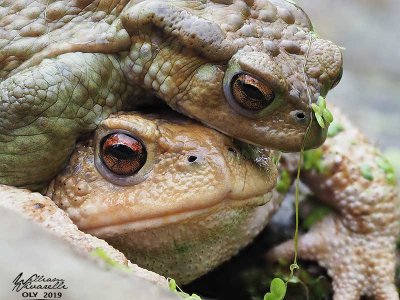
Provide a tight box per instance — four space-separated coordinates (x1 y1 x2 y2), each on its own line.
44 110 398 300
0 0 342 190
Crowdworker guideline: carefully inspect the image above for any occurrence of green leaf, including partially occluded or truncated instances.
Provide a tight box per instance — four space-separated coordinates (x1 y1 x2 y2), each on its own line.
270 278 286 299
327 122 344 137
177 291 191 298
317 96 326 108
264 293 275 300
322 108 333 124
311 103 322 115
264 278 287 300
315 113 325 128
168 278 177 292
360 164 374 181
168 278 203 300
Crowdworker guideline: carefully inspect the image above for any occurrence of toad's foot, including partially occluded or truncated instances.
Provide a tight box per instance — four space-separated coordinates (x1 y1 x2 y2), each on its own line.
267 213 398 300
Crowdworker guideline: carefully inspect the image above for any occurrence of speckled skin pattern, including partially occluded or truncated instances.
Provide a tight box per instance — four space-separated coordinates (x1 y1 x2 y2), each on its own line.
0 0 342 190
48 109 399 299
269 107 400 300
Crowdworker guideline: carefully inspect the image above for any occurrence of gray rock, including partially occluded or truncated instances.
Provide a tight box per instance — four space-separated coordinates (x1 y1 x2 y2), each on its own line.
0 206 179 300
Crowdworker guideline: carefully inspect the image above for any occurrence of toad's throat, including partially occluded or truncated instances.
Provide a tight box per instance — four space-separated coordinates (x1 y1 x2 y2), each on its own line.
85 192 274 238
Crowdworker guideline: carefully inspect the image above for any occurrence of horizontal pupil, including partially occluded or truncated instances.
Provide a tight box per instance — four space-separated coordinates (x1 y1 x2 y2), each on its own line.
106 144 138 160
241 83 265 101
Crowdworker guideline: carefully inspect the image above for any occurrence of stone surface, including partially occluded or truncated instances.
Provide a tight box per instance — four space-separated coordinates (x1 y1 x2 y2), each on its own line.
0 206 179 300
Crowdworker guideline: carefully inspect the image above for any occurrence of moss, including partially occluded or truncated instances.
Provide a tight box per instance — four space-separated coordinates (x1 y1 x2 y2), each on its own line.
276 170 291 194
376 156 397 185
303 149 326 173
360 164 374 181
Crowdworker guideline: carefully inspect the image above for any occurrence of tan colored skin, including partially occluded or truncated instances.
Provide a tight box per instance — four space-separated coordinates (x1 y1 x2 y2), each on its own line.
0 0 342 190
269 107 400 300
47 112 279 282
49 110 399 300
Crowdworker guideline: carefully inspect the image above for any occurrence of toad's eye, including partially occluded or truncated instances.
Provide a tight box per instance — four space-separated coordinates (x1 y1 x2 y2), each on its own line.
230 73 275 111
100 133 147 176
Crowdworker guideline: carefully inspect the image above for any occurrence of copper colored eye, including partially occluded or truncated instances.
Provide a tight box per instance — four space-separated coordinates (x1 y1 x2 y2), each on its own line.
100 133 147 176
231 73 275 111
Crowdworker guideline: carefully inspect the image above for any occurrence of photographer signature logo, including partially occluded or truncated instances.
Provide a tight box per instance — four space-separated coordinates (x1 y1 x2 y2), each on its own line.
12 272 68 299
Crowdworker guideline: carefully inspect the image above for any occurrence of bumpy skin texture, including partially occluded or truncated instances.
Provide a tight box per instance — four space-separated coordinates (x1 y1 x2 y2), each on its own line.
0 184 167 287
47 112 279 282
0 0 342 190
48 109 399 299
269 107 400 300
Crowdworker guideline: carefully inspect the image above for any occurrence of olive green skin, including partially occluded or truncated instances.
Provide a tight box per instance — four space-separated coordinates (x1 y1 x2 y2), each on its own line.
0 0 342 189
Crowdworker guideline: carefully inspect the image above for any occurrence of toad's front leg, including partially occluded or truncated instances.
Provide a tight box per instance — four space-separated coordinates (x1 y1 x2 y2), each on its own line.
0 53 135 190
268 107 399 300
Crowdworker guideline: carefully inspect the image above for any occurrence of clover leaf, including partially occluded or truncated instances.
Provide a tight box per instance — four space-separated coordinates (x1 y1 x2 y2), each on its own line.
311 96 334 129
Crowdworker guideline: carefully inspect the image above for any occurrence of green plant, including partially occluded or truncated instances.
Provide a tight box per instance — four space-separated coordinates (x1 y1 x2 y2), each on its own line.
376 156 396 185
264 278 287 300
90 247 131 272
276 170 291 194
168 278 203 300
311 96 333 129
360 164 374 181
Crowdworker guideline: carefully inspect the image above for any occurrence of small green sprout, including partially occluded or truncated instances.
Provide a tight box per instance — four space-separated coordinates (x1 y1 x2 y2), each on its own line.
276 170 291 194
303 149 326 173
376 156 396 185
311 96 333 129
90 247 131 272
168 278 202 300
360 164 374 181
327 121 344 137
264 278 287 300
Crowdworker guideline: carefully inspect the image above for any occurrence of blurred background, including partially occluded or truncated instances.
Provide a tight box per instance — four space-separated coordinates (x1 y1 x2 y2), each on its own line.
297 0 400 175
187 1 400 299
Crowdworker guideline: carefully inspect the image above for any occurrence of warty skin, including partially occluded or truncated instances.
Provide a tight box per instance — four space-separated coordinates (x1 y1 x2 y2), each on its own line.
0 0 342 190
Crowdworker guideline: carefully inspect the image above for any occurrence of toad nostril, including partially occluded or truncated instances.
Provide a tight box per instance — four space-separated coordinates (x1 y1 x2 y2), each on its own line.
187 155 198 163
295 111 306 120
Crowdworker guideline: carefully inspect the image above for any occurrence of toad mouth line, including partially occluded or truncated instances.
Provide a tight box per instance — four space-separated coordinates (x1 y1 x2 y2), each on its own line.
86 192 274 238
